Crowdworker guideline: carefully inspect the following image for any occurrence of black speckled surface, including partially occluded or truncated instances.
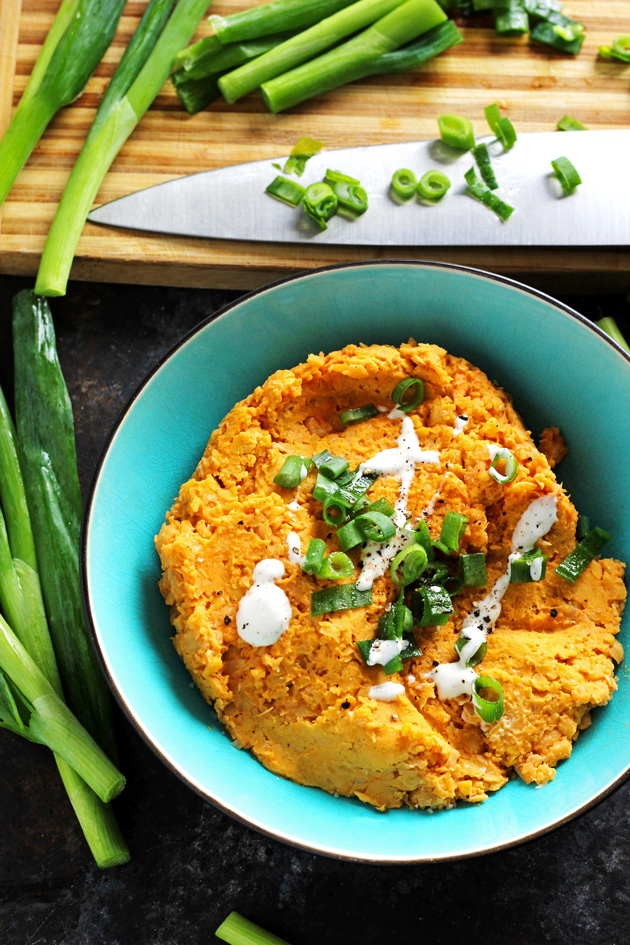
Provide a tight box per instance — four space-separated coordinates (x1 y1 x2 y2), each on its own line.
1 274 629 945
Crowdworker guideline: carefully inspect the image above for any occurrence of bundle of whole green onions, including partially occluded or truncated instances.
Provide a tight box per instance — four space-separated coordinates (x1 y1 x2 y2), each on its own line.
0 290 129 868
172 0 462 114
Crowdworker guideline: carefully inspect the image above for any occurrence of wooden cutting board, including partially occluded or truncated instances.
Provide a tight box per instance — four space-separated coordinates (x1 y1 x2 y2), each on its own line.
1 0 629 293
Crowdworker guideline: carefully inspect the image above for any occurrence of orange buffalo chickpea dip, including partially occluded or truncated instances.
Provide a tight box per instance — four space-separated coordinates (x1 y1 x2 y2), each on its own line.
155 342 625 810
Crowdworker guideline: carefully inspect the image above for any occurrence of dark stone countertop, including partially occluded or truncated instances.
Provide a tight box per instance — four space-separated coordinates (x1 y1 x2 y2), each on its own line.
1 274 629 945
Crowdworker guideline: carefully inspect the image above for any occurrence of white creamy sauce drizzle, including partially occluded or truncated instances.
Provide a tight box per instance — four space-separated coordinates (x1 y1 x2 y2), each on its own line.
452 414 469 437
356 415 440 591
236 560 292 646
428 495 558 700
487 442 501 461
530 556 544 581
299 461 309 482
286 531 303 566
369 682 405 702
367 638 405 667
288 499 300 511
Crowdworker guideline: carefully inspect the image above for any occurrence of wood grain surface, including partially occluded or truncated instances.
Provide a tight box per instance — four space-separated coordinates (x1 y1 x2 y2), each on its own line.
0 0 629 293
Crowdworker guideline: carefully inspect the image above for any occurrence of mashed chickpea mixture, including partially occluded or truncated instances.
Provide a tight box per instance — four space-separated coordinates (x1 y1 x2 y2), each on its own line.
156 343 626 810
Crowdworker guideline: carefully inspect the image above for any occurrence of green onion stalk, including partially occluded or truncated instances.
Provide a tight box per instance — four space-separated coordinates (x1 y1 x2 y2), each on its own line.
216 912 292 945
0 0 127 207
1 296 129 866
35 0 211 298
219 0 407 104
261 0 450 113
210 0 358 44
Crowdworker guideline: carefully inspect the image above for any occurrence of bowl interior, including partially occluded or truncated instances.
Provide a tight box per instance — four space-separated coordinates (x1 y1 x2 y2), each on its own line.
84 262 630 861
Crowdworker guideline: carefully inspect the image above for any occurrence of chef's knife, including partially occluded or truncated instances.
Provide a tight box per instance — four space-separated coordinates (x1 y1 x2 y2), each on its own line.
87 130 630 246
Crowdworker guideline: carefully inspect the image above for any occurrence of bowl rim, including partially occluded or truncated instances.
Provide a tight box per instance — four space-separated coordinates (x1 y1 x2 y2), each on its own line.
81 258 630 863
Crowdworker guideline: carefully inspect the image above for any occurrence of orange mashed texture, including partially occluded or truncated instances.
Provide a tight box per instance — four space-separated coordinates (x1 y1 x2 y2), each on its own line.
155 342 626 811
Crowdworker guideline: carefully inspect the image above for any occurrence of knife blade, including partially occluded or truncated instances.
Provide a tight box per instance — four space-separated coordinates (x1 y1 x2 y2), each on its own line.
87 130 630 246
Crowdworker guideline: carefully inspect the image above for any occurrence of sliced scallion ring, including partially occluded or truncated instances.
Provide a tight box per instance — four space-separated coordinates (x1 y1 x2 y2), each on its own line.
318 552 354 581
311 582 372 616
551 156 581 195
318 455 349 480
555 526 612 583
302 538 327 575
322 498 348 527
338 404 379 427
390 544 428 586
391 377 424 412
391 168 418 200
472 143 498 190
438 114 475 151
265 176 306 207
302 182 337 230
356 510 397 543
455 634 487 667
417 170 451 200
489 447 518 484
472 675 504 723
509 548 547 583
458 552 488 587
434 511 469 555
273 455 312 488
413 584 454 627
557 115 587 131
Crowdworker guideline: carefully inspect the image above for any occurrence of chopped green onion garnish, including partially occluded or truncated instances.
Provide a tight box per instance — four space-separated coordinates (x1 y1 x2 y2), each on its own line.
555 527 612 583
472 143 498 190
557 115 587 131
599 36 630 62
472 675 504 723
509 548 547 583
302 182 338 230
576 514 590 540
273 455 312 488
318 455 349 480
391 168 418 199
455 634 487 666
313 471 355 508
366 497 396 518
265 176 306 207
284 136 324 177
322 498 349 527
494 116 517 150
551 156 581 194
311 582 373 616
216 911 292 945
484 103 503 136
420 561 449 585
338 404 379 426
336 518 365 552
390 544 428 586
333 180 369 218
417 170 451 200
356 510 397 543
413 584 454 626
458 552 488 586
464 168 515 221
318 552 355 581
434 511 469 555
530 15 585 53
596 317 630 354
438 114 475 151
413 519 435 560
302 538 327 575
324 169 360 186
391 377 425 412
312 449 334 469
489 447 518 484
492 0 529 36
444 575 464 597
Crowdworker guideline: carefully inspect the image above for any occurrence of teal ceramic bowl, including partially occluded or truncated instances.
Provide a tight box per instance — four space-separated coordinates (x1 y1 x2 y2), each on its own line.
83 261 630 862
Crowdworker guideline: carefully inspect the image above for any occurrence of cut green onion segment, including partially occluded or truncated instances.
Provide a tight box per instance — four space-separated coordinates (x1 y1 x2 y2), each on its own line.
311 582 373 616
551 156 581 194
356 510 397 543
413 584 454 626
438 114 475 150
455 634 487 666
459 552 488 587
599 36 630 62
530 17 585 54
318 552 355 581
283 136 324 176
302 182 338 229
391 377 425 412
338 404 379 426
273 455 312 488
391 168 418 199
494 116 517 150
216 911 292 945
576 514 590 541
319 455 350 480
417 170 451 200
555 526 612 583
390 544 428 586
509 548 547 583
265 176 306 207
484 103 502 135
464 167 515 222
336 518 364 552
434 511 469 555
322 498 349 527
472 143 498 190
596 317 630 354
333 180 369 217
492 0 529 36
472 675 504 723
557 114 587 131
302 538 327 575
489 447 519 484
